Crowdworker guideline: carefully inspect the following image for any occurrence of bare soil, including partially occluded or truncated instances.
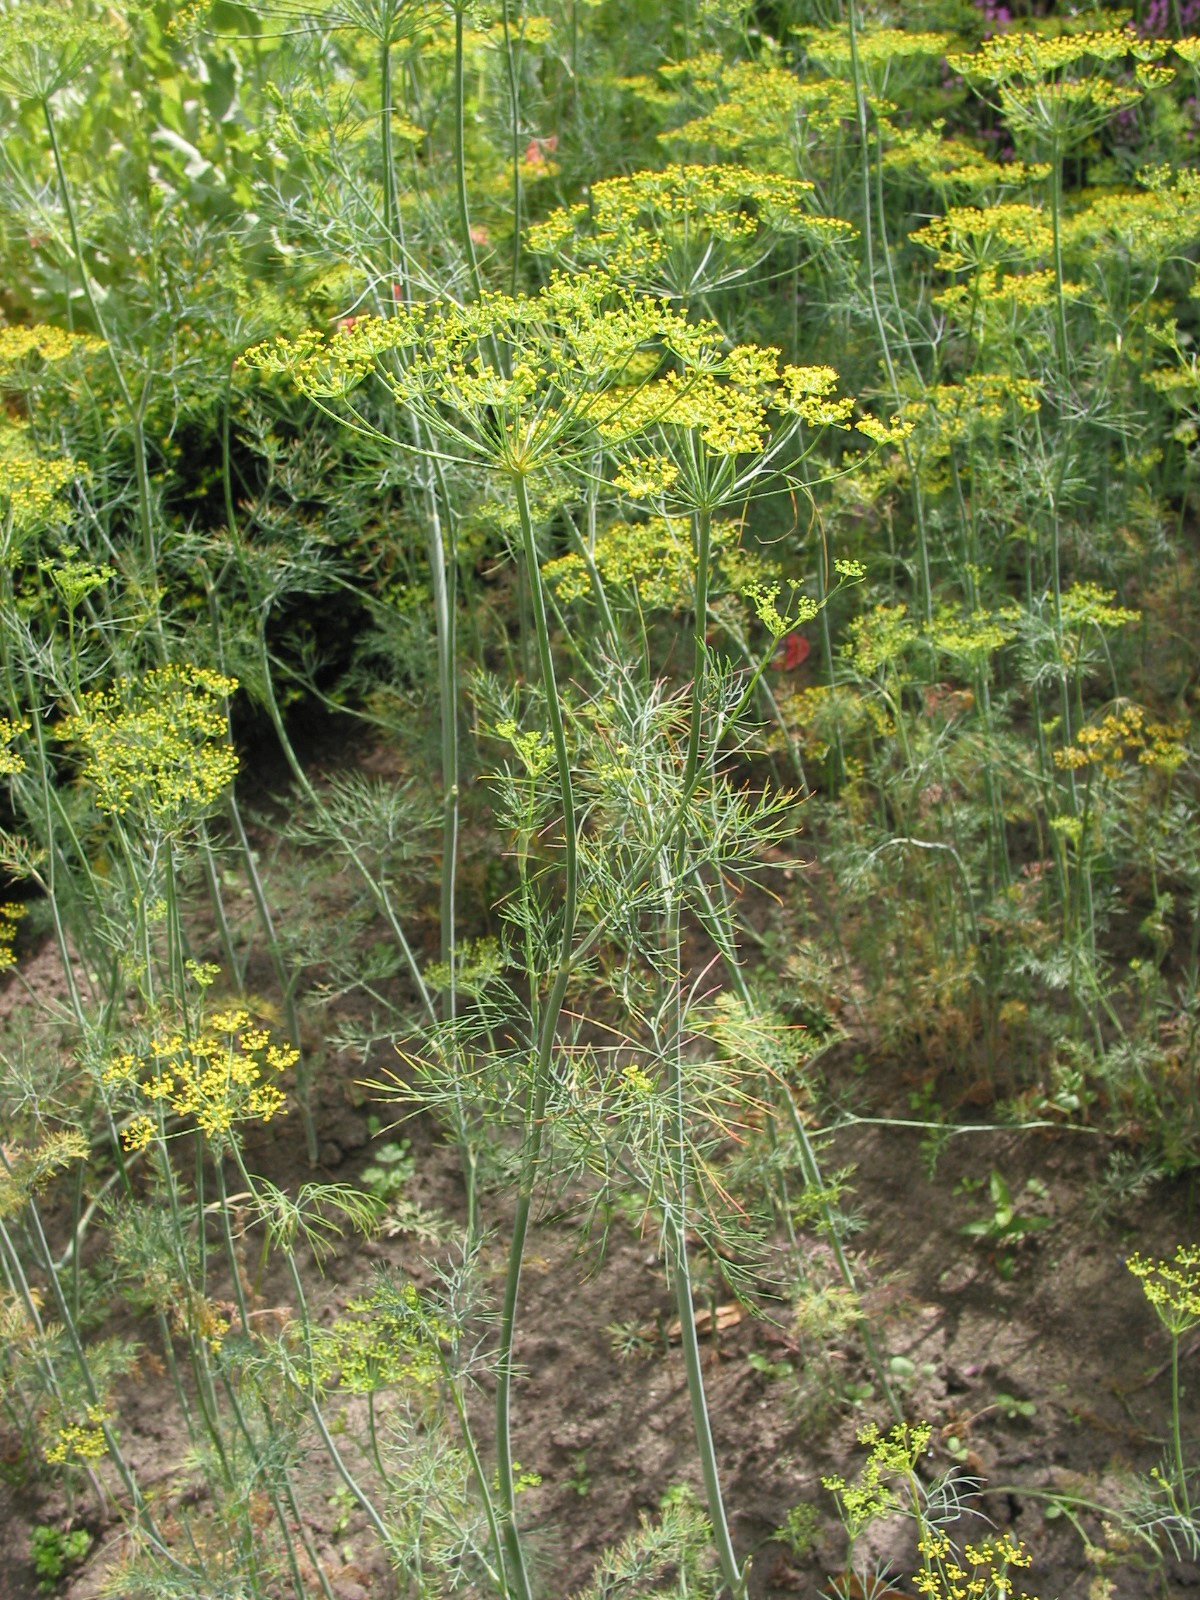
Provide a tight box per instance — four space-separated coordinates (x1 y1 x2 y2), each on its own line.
3 749 1198 1600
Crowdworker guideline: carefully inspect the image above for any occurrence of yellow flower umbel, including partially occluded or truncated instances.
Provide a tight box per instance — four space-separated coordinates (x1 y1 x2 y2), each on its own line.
0 901 25 973
1054 705 1190 777
0 4 121 101
104 1005 293 1150
247 269 732 479
247 269 887 514
914 1529 1038 1600
311 1281 446 1397
1128 1245 1200 1337
542 515 780 613
658 56 858 163
528 163 853 298
57 665 238 834
44 1405 111 1466
0 422 87 550
1127 1245 1200 1522
947 28 1168 156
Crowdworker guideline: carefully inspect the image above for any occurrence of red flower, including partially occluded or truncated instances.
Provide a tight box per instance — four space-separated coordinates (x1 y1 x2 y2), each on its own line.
772 632 811 671
523 134 558 166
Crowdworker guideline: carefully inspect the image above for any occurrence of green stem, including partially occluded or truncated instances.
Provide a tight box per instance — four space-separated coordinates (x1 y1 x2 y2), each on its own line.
425 472 476 1233
501 0 523 296
42 97 156 579
493 472 580 1600
1172 1330 1192 1520
663 858 747 1599
381 22 400 289
845 0 932 620
435 1340 510 1592
454 6 484 298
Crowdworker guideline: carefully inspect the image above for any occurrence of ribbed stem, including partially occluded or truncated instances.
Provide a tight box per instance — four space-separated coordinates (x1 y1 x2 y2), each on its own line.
493 472 579 1600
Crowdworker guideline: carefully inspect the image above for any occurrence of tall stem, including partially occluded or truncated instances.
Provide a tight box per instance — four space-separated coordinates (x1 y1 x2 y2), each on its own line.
1172 1331 1192 1520
454 5 484 298
845 0 932 620
663 858 747 1599
42 97 156 578
660 498 746 1595
493 472 579 1600
501 0 523 295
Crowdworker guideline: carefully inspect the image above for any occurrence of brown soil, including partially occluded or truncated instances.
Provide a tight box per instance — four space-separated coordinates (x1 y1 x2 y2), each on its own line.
3 758 1198 1600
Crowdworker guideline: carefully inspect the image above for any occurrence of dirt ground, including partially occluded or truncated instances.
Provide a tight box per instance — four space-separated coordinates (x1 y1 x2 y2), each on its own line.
3 760 1199 1600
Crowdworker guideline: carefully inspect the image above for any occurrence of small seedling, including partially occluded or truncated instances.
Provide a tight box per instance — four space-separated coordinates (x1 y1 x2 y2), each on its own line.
358 1139 416 1202
31 1525 90 1592
995 1392 1037 1421
607 1319 657 1361
840 1378 876 1407
886 1354 937 1390
567 1450 591 1497
777 1501 819 1560
748 1350 794 1381
328 1485 357 1537
961 1171 1053 1278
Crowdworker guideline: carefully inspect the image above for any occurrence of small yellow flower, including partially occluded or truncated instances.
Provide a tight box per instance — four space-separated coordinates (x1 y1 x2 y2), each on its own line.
122 1115 156 1153
1128 1245 1200 1335
57 665 238 831
45 1407 110 1465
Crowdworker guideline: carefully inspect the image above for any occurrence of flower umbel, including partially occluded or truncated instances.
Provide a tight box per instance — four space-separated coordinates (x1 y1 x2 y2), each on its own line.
57 665 239 832
104 1005 293 1148
1127 1245 1200 1335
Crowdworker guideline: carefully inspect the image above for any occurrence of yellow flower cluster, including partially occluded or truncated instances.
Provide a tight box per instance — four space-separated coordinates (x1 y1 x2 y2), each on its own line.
39 547 115 612
0 901 25 972
1064 169 1200 269
1058 581 1140 633
542 516 778 612
105 1006 293 1148
899 374 1042 451
495 719 554 779
914 1528 1037 1600
176 1287 232 1353
1054 705 1190 775
602 365 772 456
0 325 105 376
0 717 27 778
929 604 1020 661
614 456 680 499
57 664 238 830
311 1281 445 1396
0 426 87 541
528 164 852 291
911 204 1053 276
948 28 1167 151
0 1129 89 1222
597 354 859 466
822 1422 931 1538
884 124 1050 194
844 602 917 675
0 4 122 100
249 271 872 488
1127 1244 1200 1334
44 1406 109 1466
949 28 1163 86
249 270 741 474
663 62 859 152
796 25 952 79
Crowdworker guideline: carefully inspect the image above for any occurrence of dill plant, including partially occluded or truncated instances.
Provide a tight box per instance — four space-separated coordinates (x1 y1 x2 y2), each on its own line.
248 247 897 1594
1 1 1200 1595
